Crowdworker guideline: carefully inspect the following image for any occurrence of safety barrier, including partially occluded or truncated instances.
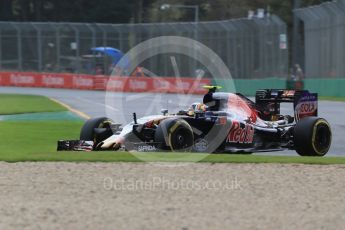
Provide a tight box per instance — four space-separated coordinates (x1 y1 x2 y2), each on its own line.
2 72 343 97
304 79 345 97
0 71 210 95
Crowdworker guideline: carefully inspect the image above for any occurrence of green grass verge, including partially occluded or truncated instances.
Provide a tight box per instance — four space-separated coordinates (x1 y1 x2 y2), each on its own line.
0 94 66 115
0 121 83 160
0 120 344 164
320 96 345 102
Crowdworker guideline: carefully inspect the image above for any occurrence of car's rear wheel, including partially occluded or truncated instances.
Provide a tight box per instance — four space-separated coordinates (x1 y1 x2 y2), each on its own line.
294 117 332 156
155 118 194 152
80 117 114 146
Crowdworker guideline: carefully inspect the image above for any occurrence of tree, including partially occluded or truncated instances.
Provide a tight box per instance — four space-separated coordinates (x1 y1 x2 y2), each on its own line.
0 0 332 24
0 0 14 20
0 0 138 23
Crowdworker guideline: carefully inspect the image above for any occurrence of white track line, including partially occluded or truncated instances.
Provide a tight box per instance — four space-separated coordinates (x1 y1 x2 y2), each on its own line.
76 97 119 112
49 97 91 120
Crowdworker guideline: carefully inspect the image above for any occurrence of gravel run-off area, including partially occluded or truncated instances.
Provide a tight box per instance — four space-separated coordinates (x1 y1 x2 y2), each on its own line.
0 162 344 230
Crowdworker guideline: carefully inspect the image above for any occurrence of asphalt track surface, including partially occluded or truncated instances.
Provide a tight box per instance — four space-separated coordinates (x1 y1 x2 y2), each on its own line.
1 86 344 156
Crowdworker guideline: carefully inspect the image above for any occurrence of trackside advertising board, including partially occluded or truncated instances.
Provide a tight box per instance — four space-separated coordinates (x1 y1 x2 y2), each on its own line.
0 72 210 94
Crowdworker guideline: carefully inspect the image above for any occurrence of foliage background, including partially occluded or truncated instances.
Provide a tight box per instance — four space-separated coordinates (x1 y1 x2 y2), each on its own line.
0 0 331 24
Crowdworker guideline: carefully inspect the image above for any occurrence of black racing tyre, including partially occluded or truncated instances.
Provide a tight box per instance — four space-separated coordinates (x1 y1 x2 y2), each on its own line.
155 118 194 152
294 117 332 156
80 117 114 145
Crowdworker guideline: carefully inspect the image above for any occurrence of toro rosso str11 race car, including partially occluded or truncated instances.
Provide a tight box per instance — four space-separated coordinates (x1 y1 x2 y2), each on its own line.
58 87 332 156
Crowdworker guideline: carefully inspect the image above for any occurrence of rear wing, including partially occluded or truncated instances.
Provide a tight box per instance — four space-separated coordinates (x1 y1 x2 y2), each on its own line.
255 89 318 121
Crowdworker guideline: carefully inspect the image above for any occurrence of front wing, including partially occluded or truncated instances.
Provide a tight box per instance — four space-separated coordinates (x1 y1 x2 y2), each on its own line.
57 140 94 151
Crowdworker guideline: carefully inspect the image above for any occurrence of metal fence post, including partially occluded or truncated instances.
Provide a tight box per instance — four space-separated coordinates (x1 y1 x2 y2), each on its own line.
95 23 107 47
293 0 301 68
0 27 2 69
71 24 80 73
54 23 61 72
10 22 22 71
32 23 42 72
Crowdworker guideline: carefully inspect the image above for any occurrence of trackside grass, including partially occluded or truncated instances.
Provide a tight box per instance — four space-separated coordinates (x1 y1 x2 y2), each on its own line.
320 97 345 102
0 94 66 115
0 94 345 164
0 121 83 158
0 120 344 164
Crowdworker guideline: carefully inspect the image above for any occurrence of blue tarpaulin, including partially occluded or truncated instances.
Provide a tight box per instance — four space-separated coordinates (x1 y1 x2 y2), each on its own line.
90 47 124 65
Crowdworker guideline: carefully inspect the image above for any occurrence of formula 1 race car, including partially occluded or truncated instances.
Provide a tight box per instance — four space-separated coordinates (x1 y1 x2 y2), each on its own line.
58 86 332 156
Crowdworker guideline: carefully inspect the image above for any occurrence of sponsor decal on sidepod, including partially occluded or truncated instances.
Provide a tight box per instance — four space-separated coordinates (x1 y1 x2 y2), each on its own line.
138 145 157 152
226 120 254 144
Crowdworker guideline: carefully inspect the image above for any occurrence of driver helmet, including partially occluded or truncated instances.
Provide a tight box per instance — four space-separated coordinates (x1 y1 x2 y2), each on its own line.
187 102 207 116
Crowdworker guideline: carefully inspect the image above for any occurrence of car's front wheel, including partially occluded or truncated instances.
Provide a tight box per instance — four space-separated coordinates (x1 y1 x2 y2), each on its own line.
80 117 114 146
